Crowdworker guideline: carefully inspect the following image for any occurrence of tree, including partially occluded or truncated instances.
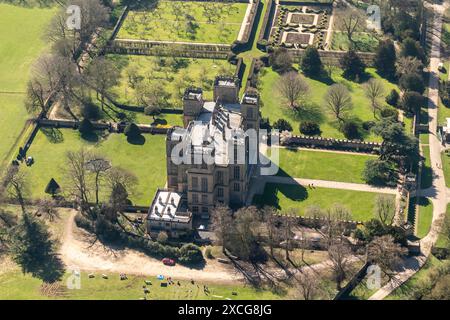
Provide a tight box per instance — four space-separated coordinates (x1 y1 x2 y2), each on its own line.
157 231 168 243
12 213 64 283
4 167 29 216
399 73 425 94
296 272 320 300
269 47 292 74
78 118 94 136
85 57 120 111
342 120 360 140
365 79 385 118
337 8 365 46
45 178 60 197
65 149 92 217
144 105 162 121
262 206 279 257
124 123 141 139
328 242 352 290
273 119 293 132
276 72 310 110
35 199 60 222
280 211 296 261
106 167 137 211
401 37 425 62
367 235 407 279
85 156 111 205
301 46 323 77
375 195 396 226
374 40 396 79
363 159 396 186
340 50 366 81
211 206 233 253
300 121 321 136
324 84 353 122
179 243 204 264
396 56 423 78
386 89 400 107
401 91 425 115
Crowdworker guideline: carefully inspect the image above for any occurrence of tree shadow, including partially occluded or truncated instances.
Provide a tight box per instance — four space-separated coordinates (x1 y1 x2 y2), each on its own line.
152 118 168 126
80 131 99 143
40 127 64 144
127 134 146 145
290 102 326 125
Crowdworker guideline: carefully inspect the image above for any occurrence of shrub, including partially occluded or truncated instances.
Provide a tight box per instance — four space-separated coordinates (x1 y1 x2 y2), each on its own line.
386 89 400 107
341 121 360 140
157 231 168 244
178 243 204 265
269 47 292 74
380 108 399 119
399 72 425 94
205 246 213 259
81 101 101 120
124 123 141 138
301 46 323 77
401 91 425 115
362 121 376 131
299 121 321 136
273 119 293 132
78 118 94 135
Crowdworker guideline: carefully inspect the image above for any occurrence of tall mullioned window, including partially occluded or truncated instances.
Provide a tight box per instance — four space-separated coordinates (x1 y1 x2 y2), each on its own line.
201 177 208 192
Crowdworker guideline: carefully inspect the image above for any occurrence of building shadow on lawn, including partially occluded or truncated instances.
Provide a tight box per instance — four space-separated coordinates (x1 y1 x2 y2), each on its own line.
254 180 308 210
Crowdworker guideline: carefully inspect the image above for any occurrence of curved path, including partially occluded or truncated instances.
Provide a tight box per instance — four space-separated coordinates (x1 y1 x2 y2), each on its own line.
369 2 448 300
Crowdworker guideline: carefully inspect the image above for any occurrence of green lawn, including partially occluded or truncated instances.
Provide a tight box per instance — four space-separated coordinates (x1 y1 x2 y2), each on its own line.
0 3 55 165
276 148 375 184
258 67 400 141
420 146 433 189
438 98 450 127
441 150 450 187
0 269 282 300
117 1 248 44
331 31 379 52
253 183 391 221
415 197 433 239
22 128 167 206
108 54 235 108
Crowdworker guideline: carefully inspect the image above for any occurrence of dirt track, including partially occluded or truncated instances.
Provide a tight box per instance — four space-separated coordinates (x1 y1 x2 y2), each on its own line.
60 210 243 284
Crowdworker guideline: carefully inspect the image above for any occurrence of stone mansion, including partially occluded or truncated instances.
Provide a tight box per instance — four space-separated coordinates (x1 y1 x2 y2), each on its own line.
147 76 260 237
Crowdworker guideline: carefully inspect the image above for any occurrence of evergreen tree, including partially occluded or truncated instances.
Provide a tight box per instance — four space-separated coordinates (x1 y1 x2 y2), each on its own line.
340 50 366 81
44 178 60 197
301 46 323 77
374 40 396 79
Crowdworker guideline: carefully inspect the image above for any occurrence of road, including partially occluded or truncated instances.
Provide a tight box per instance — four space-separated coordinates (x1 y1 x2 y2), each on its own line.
369 2 448 300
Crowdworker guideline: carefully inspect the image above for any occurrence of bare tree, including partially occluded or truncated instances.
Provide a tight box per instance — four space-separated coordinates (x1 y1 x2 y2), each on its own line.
365 79 385 118
211 205 233 253
85 156 111 205
262 206 279 257
328 242 352 290
4 167 29 216
367 235 407 279
395 56 423 77
84 57 120 111
65 149 92 217
375 195 396 226
324 84 353 123
296 271 320 300
317 204 352 247
105 167 138 212
280 210 296 261
337 8 365 47
276 71 310 110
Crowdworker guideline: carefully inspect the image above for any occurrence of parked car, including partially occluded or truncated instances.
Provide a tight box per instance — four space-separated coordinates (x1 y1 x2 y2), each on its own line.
162 258 175 266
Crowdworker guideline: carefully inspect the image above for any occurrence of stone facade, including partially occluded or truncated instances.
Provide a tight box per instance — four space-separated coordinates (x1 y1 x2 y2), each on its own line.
164 76 260 217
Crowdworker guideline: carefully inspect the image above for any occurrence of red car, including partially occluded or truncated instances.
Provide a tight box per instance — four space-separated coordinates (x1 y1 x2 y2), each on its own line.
162 258 176 266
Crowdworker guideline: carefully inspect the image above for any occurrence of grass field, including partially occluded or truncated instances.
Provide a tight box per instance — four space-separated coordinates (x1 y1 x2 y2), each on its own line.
253 183 391 221
415 197 433 239
117 1 248 43
435 204 449 249
21 128 167 206
276 148 375 184
438 98 450 127
0 268 282 300
258 67 400 140
331 32 379 52
0 3 55 165
108 54 235 109
441 150 450 187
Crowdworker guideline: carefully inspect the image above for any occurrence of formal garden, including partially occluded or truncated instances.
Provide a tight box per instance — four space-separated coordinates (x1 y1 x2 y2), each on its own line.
117 0 250 44
268 2 331 49
253 182 392 221
0 3 56 167
20 128 167 206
